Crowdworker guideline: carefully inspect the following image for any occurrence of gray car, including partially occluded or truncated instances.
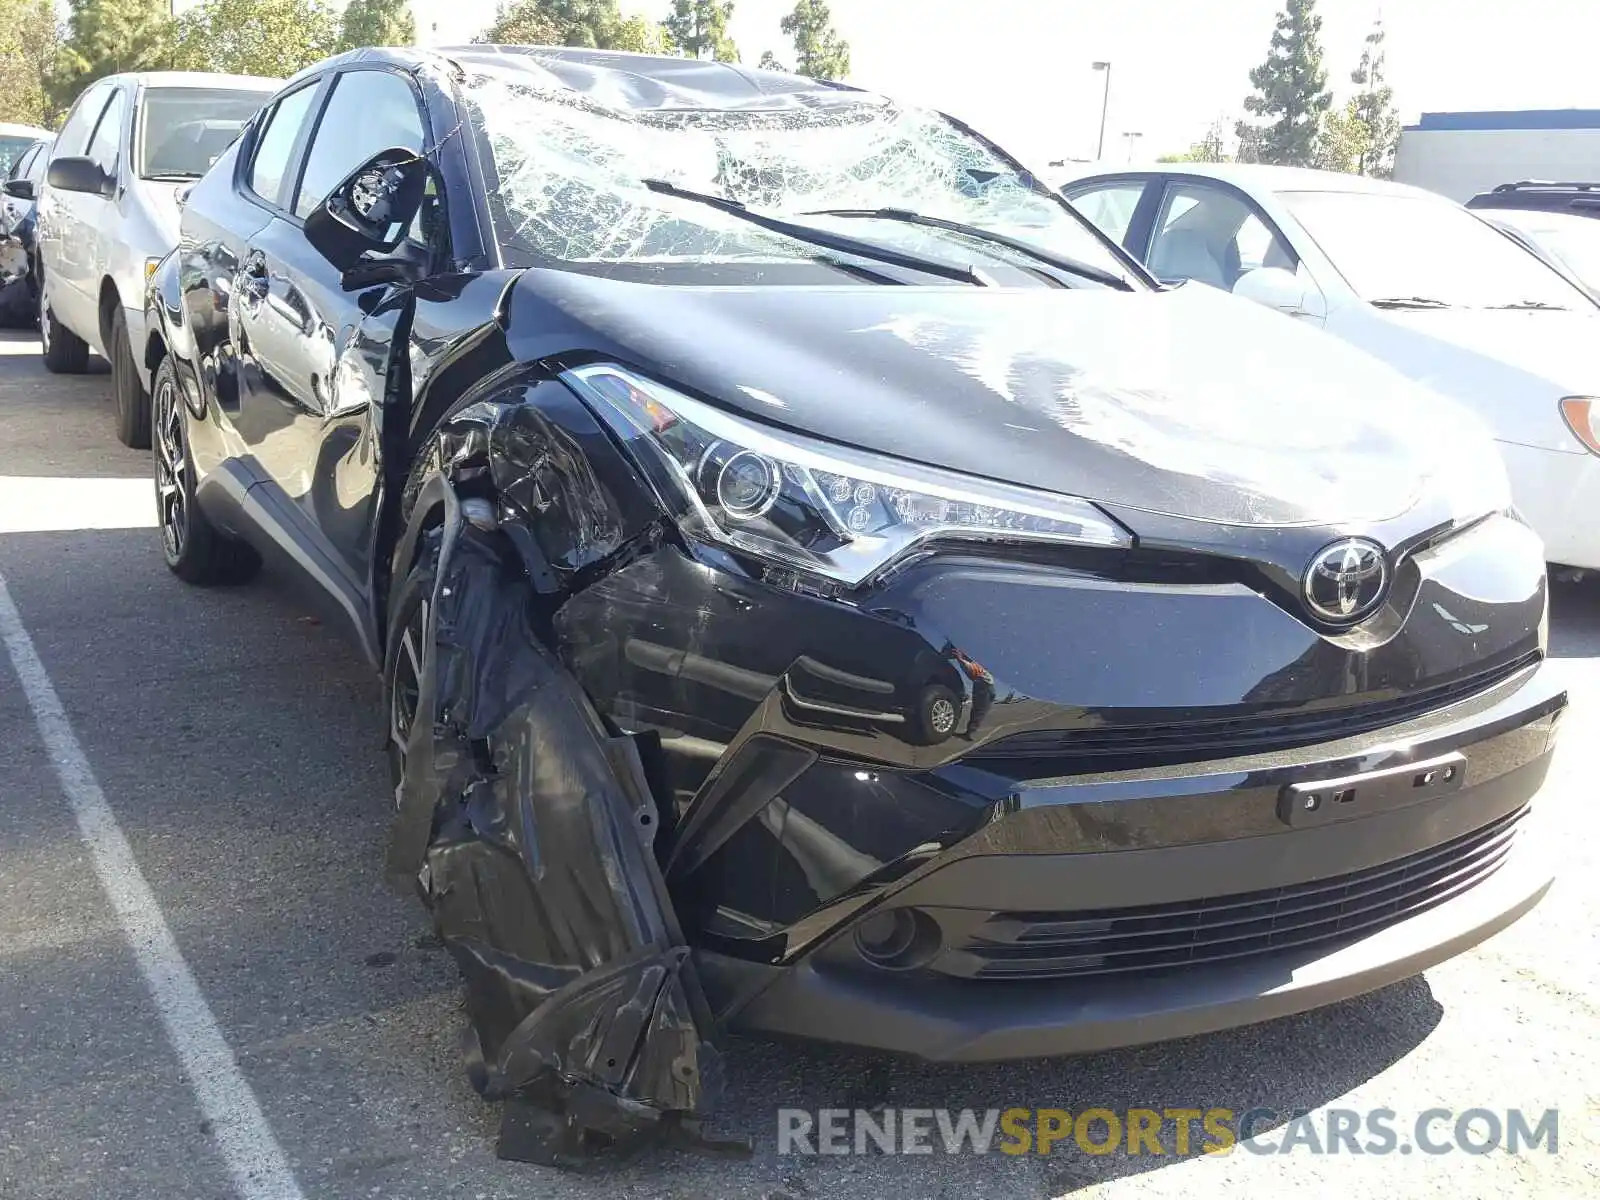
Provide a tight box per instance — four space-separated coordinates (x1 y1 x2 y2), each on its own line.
36 71 279 446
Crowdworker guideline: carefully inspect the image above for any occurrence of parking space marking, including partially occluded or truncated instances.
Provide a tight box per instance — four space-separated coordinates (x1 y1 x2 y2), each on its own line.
0 570 306 1200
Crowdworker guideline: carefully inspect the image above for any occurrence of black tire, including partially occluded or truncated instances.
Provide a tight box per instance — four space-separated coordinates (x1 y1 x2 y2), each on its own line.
383 545 436 795
111 307 151 448
40 292 89 374
151 355 260 586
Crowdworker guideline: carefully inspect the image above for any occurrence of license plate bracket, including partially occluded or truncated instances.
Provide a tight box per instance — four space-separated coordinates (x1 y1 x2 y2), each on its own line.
1277 750 1468 828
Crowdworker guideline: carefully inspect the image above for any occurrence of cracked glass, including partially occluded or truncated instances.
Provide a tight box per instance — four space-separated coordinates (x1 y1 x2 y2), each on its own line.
460 64 1129 279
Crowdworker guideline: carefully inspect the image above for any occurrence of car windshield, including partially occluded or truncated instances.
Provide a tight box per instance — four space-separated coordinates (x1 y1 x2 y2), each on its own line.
1281 189 1594 310
0 136 38 176
461 68 1131 282
1490 209 1600 290
138 87 274 179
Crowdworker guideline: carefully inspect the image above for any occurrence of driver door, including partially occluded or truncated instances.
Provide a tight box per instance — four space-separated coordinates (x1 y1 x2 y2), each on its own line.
231 66 428 621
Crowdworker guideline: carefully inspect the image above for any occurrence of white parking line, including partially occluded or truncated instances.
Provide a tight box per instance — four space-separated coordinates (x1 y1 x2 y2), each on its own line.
0 571 305 1200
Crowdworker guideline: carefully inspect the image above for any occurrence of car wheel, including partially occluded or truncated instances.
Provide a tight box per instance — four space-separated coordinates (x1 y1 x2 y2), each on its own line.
151 355 260 586
111 307 151 449
383 547 435 798
40 293 89 374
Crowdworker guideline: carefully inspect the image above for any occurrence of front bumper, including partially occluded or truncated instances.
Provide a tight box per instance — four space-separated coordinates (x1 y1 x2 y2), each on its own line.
1500 439 1600 570
705 663 1563 1060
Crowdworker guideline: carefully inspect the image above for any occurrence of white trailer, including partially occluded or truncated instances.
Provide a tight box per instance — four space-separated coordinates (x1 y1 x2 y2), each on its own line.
1393 110 1600 202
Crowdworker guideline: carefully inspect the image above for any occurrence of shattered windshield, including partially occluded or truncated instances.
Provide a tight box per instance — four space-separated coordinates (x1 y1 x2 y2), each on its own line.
461 68 1131 281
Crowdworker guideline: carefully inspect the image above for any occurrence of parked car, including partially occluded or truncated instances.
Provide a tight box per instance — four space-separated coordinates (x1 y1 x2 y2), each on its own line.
0 135 52 326
0 121 53 176
1482 207 1600 300
36 71 279 446
147 48 1564 1164
1465 179 1600 218
1064 163 1600 572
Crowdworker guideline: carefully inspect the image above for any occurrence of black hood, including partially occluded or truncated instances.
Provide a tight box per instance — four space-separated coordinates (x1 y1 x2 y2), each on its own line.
507 270 1505 531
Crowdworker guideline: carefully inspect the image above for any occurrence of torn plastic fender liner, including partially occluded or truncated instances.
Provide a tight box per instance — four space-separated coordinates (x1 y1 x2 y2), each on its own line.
385 479 721 1164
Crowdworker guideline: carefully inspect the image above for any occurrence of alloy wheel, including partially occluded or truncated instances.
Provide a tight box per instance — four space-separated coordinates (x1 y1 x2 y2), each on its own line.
153 374 187 561
389 593 430 769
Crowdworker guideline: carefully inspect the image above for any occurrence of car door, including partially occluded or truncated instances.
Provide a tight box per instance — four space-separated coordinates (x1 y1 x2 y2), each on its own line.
1143 179 1327 322
2 145 38 234
231 65 429 603
38 82 115 338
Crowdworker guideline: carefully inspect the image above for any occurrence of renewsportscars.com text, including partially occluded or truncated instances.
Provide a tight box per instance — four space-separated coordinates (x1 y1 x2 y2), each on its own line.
776 1106 1560 1157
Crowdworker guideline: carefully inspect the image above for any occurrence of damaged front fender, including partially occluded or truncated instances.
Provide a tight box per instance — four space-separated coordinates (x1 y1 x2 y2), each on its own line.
384 478 731 1165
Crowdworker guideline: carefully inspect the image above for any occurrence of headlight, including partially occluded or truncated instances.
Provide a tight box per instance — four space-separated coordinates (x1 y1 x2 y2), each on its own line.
564 364 1130 587
1559 397 1600 456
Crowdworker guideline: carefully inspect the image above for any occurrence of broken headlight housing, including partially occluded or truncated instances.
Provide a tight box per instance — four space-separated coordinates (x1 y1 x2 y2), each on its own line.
564 363 1130 588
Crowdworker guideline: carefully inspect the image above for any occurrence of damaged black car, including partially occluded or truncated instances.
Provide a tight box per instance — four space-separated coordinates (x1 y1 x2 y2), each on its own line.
143 46 1566 1162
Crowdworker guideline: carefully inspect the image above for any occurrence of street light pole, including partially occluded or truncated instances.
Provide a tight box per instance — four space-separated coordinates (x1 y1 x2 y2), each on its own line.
1092 61 1111 160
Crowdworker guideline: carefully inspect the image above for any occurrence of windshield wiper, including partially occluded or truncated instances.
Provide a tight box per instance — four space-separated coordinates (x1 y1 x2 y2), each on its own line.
1369 296 1453 309
142 172 201 182
1488 299 1571 310
641 179 991 287
801 207 1135 290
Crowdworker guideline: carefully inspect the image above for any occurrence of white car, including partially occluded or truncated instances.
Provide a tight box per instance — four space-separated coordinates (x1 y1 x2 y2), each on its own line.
1063 163 1600 571
36 71 279 447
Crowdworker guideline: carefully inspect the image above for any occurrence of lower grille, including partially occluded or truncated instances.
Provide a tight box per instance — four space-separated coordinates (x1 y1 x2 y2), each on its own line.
967 652 1540 773
948 805 1527 981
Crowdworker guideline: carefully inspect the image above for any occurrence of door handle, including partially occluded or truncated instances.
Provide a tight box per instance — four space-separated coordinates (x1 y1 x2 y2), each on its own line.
238 252 269 306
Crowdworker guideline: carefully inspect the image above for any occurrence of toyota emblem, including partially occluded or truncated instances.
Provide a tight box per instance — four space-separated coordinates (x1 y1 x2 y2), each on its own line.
1303 538 1389 623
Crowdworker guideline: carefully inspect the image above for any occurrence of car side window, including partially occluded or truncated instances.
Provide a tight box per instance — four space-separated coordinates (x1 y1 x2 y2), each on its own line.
1068 183 1145 247
1147 183 1296 290
85 88 128 178
247 84 320 209
291 70 425 221
54 85 112 159
24 146 51 184
8 146 36 182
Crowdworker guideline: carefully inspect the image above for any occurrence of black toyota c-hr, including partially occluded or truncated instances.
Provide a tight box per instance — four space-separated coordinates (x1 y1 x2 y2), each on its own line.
143 45 1565 1163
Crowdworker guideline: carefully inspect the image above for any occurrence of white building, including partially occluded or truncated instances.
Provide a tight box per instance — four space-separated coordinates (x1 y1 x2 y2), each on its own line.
1394 109 1600 202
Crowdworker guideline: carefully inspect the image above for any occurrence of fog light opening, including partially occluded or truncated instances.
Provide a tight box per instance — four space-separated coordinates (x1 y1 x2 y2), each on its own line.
852 907 941 971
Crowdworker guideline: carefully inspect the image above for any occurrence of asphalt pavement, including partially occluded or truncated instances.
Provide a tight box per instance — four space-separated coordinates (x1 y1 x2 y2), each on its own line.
0 329 1595 1199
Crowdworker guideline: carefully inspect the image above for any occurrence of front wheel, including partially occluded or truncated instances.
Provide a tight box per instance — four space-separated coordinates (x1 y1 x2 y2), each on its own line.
40 292 88 374
111 307 151 448
151 355 260 586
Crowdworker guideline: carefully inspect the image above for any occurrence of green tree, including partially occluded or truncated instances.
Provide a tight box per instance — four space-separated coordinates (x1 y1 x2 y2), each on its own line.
56 0 172 105
779 0 848 80
1350 19 1400 176
481 1 559 43
663 0 736 61
1314 97 1371 173
0 0 63 126
1234 0 1332 166
480 0 664 50
757 49 785 71
171 0 339 77
338 0 416 50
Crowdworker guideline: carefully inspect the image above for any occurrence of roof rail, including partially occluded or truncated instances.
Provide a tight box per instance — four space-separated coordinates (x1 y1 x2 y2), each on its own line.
1492 180 1600 192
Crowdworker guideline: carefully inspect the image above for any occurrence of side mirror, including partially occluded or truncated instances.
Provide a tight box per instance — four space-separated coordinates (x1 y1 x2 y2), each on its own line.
304 147 427 275
1232 266 1325 319
3 179 34 201
46 155 113 197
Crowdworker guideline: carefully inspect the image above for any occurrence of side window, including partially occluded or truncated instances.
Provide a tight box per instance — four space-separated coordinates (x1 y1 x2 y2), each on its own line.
85 88 129 177
247 84 320 208
24 146 52 184
54 85 112 159
1147 182 1295 290
292 70 425 220
8 146 37 182
1068 183 1145 247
